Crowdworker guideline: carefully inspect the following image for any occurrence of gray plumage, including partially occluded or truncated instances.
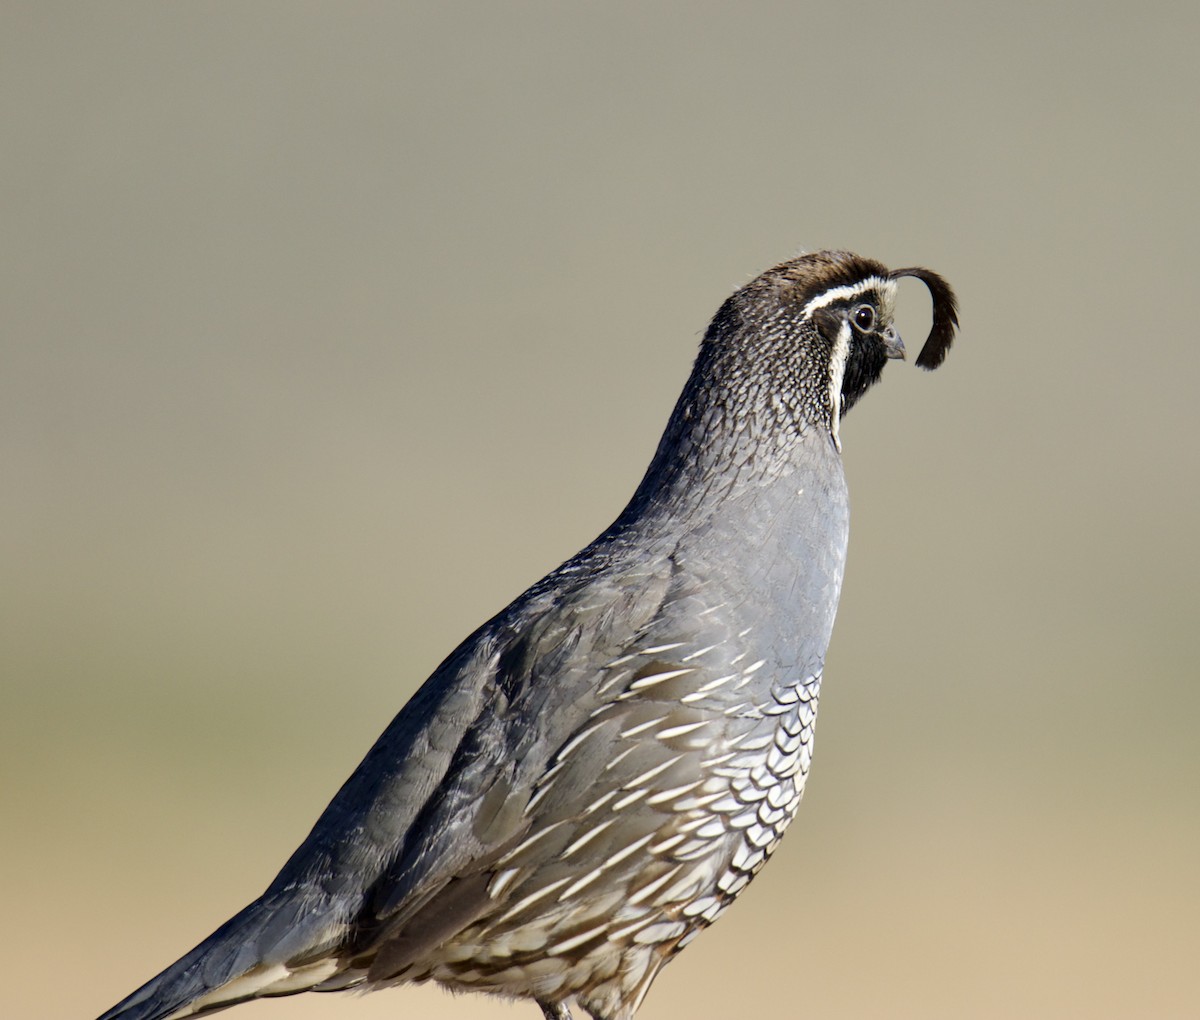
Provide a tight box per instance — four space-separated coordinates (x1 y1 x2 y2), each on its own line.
97 250 959 1020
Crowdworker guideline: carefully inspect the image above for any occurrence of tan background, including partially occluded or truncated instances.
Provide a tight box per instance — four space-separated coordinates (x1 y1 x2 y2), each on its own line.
4 3 1198 1018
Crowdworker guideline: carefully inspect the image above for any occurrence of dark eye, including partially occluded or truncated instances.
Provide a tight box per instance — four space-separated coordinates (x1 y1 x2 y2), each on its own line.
853 305 875 332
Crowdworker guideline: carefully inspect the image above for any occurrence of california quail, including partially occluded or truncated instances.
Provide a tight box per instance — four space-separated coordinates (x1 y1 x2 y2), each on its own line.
97 250 958 1020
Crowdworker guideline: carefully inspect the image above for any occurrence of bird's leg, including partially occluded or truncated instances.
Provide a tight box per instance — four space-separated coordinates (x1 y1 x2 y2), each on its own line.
538 1000 574 1020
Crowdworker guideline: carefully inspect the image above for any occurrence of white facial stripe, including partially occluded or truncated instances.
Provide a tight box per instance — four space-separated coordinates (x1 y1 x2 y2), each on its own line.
804 276 897 452
800 276 896 319
827 319 852 452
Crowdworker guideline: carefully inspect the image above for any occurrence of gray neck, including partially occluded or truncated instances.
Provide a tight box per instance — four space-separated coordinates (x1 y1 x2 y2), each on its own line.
606 383 850 674
618 343 841 533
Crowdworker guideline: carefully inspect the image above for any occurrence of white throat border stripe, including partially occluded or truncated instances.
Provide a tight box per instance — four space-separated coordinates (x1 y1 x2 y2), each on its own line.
827 320 852 452
802 276 897 452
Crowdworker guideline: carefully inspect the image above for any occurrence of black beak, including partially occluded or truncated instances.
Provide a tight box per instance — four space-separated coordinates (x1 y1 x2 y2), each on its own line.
881 326 906 360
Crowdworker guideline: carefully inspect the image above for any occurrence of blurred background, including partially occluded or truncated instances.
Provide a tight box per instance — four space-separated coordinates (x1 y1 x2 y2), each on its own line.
4 3 1198 1018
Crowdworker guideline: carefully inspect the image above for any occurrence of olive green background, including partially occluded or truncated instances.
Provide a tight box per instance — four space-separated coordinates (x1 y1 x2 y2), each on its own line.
4 3 1198 1018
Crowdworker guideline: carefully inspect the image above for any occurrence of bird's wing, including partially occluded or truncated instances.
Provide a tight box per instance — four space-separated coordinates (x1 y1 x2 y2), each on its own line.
126 546 657 952
95 550 677 1020
337 555 686 932
330 553 779 984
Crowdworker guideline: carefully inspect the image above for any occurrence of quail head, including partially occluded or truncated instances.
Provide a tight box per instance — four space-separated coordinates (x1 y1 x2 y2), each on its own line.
97 250 959 1020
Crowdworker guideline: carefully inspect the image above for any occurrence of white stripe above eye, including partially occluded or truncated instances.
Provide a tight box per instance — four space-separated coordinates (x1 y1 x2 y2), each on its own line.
800 275 895 319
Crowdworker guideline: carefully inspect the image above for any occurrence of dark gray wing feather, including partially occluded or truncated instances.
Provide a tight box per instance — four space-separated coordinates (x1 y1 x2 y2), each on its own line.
97 547 680 1019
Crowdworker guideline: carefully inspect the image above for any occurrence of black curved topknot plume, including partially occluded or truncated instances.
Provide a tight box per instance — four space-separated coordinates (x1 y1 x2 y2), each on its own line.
889 266 959 369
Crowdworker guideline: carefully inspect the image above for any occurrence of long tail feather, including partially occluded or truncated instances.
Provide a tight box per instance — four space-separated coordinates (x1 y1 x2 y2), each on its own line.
96 896 342 1020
